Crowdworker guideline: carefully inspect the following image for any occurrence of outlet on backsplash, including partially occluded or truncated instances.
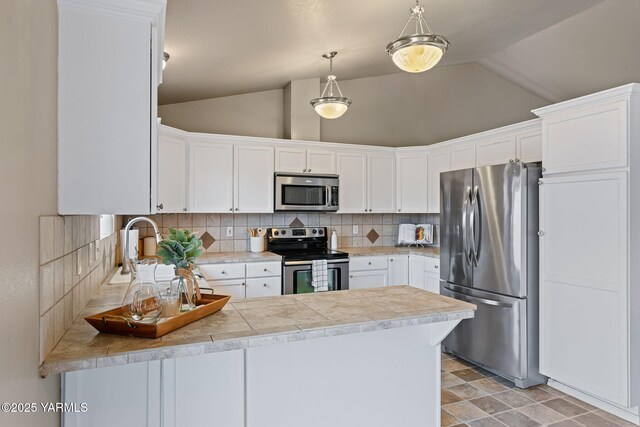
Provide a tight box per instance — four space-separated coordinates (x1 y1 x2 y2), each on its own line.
352 225 359 235
226 227 233 238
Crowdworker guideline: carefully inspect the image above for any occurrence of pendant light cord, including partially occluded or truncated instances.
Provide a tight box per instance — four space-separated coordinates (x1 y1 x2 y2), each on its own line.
398 0 433 37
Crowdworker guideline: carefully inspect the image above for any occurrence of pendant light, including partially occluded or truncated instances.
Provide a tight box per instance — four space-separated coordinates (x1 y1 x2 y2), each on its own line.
386 1 449 73
310 52 352 119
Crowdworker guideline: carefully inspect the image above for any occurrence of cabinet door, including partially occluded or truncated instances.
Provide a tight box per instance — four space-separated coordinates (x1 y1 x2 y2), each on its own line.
516 130 542 163
307 149 336 174
368 154 396 213
396 154 428 213
388 255 409 285
337 152 367 213
349 270 388 289
541 100 628 174
157 130 187 213
209 280 246 301
408 255 425 289
539 172 628 406
246 277 281 298
234 145 274 213
189 142 233 212
475 136 516 166
275 147 306 173
427 148 451 213
423 272 440 294
450 143 475 171
58 5 153 214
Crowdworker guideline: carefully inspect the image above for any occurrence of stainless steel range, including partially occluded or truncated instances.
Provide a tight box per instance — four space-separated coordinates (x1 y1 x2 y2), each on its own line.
266 227 349 295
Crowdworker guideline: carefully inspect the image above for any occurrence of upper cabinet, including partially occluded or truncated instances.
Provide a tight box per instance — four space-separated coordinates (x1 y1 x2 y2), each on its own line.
234 145 274 213
57 0 166 214
535 98 629 174
189 139 234 213
516 130 542 163
450 143 475 171
396 153 428 213
427 148 451 213
157 127 188 213
275 147 336 174
337 151 395 213
475 135 516 167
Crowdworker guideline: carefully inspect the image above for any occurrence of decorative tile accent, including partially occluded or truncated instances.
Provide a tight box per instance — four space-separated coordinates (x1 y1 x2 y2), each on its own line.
366 228 380 244
289 217 304 228
200 231 215 249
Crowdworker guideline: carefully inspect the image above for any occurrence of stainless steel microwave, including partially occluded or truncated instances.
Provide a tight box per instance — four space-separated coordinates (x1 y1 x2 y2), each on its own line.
274 173 339 212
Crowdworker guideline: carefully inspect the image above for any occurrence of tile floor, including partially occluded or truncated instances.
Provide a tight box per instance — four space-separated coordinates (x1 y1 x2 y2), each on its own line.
440 353 637 427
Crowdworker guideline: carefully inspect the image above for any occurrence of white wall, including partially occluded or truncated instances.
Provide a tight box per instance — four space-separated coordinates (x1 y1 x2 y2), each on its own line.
320 63 547 147
0 0 60 426
158 63 547 146
159 89 284 138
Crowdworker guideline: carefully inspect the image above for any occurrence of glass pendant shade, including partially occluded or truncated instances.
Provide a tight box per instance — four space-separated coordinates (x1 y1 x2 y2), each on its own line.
387 2 449 73
310 52 352 119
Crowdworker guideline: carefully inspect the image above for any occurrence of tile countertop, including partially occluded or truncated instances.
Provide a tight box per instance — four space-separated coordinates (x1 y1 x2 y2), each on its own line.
341 246 440 258
39 282 473 377
196 251 282 264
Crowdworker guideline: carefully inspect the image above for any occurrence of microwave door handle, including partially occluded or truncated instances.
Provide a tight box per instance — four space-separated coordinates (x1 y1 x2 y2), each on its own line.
327 185 332 207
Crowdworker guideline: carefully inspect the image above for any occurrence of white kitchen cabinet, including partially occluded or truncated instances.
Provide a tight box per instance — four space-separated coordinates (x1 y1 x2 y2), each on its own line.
307 150 337 174
367 154 396 213
409 255 425 289
189 141 234 213
349 270 388 289
534 83 640 412
246 277 281 299
423 258 441 294
475 135 516 167
275 147 336 174
536 98 628 174
516 130 542 163
539 172 629 406
337 152 367 213
450 143 475 171
57 0 166 214
388 255 409 285
427 148 451 213
396 153 428 213
200 261 281 300
234 145 274 213
157 127 187 213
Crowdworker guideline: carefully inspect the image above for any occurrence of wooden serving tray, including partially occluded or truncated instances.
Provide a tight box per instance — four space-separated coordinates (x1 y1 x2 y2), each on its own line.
85 293 231 339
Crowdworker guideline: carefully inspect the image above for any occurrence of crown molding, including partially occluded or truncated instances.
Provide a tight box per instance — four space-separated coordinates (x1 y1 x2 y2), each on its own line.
533 83 640 117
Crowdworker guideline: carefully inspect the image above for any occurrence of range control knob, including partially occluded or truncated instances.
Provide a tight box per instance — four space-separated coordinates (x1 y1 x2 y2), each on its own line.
318 229 324 235
312 229 318 234
274 231 279 236
281 230 287 235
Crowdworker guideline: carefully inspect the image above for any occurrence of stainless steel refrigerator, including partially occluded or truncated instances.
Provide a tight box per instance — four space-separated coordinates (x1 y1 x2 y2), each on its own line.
440 161 546 388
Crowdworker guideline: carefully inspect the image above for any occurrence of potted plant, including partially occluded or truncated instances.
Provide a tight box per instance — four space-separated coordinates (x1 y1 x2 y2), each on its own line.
156 228 203 310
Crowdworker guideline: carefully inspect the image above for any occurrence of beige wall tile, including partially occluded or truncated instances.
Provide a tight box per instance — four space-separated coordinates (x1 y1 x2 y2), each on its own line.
53 300 64 344
63 292 73 330
177 213 192 228
39 309 54 363
54 257 64 303
40 262 54 315
40 216 55 265
63 253 73 295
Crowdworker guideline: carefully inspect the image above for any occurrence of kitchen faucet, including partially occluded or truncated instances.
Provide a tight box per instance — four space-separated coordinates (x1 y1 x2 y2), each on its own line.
120 216 162 275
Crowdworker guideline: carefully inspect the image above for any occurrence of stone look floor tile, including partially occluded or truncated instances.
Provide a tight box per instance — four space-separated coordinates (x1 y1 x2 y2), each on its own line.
467 417 509 427
515 386 556 402
452 368 487 382
517 403 566 425
593 409 639 427
443 401 491 422
443 372 466 388
442 409 461 427
548 420 582 427
442 389 464 405
442 358 471 372
448 383 488 400
492 390 536 408
573 412 621 426
470 378 511 394
468 396 512 416
542 398 589 418
493 410 541 427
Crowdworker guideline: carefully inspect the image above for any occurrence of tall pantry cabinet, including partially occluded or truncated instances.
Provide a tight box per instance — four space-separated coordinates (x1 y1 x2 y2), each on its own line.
57 0 166 214
534 84 640 414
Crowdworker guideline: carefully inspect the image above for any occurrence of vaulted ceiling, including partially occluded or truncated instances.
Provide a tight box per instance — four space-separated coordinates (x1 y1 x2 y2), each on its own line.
159 0 608 105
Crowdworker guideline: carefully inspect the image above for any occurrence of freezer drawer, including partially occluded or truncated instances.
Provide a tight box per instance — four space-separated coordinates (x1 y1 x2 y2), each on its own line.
441 284 526 381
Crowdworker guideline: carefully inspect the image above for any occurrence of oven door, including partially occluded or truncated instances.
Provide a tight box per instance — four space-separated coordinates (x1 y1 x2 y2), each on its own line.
283 259 349 294
275 174 339 212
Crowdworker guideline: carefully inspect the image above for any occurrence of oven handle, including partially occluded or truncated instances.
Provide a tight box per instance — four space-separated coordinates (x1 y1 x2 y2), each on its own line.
284 259 350 266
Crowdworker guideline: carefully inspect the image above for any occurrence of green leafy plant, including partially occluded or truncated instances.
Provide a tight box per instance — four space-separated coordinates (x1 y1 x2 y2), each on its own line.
156 228 203 269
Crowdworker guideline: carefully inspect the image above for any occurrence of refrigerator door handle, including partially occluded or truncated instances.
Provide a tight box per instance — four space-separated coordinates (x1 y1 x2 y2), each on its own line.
442 285 512 308
470 185 480 266
462 186 472 266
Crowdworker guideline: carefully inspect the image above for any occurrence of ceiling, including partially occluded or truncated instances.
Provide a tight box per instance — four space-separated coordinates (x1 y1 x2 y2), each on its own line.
159 0 603 105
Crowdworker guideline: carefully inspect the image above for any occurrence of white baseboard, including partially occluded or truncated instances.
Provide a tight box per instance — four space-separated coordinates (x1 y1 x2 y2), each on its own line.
547 379 639 425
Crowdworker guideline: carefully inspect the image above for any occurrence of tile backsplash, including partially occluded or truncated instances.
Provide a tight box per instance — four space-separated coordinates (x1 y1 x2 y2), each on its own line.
128 213 440 252
39 215 119 362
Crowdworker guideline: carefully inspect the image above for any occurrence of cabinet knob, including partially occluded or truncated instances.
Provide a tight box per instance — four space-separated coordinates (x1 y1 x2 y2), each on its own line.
434 265 439 269
308 169 311 172
263 283 267 287
398 209 401 212
221 271 226 275
538 231 545 236
183 208 187 212
368 262 372 265
235 208 239 211
303 169 307 172
242 282 245 286
390 259 393 262
229 208 233 211
156 203 163 210
264 268 268 272
349 274 353 278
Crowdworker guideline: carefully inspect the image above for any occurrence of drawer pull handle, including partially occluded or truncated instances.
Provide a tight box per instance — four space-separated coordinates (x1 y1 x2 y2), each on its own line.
368 262 372 265
221 271 226 275
263 283 267 287
264 268 268 272
434 265 439 269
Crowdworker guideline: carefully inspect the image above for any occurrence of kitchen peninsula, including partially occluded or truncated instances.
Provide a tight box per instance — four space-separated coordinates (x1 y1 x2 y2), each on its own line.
42 282 474 427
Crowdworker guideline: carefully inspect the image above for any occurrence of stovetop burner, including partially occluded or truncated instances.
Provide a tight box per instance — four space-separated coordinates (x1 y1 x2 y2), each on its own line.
269 249 349 262
266 227 349 261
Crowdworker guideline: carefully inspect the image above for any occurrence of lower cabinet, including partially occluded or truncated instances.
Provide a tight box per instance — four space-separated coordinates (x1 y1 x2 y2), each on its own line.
408 255 440 293
351 254 438 291
350 270 388 289
199 261 281 300
388 255 409 284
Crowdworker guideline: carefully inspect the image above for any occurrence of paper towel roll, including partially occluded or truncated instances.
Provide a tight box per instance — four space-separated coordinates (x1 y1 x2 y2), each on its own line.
119 229 139 263
143 236 157 257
